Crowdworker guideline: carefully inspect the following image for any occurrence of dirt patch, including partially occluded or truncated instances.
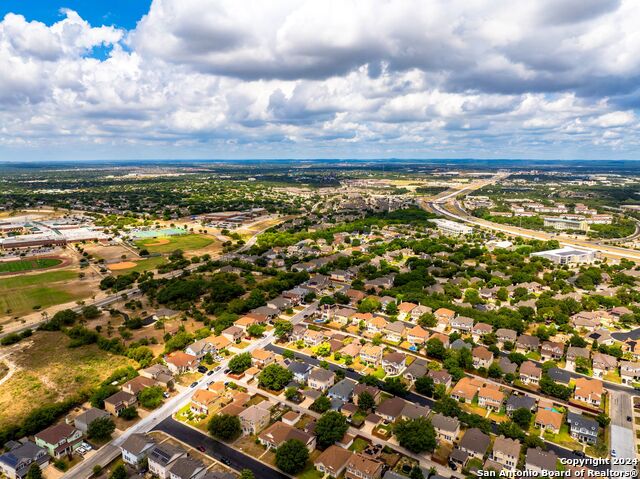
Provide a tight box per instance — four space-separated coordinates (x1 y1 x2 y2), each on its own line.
109 261 138 270
144 238 171 246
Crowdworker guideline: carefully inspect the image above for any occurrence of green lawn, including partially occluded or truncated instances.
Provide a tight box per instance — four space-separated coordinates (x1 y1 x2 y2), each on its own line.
0 258 62 273
349 437 369 453
113 256 166 274
0 270 76 290
298 464 323 479
134 234 215 254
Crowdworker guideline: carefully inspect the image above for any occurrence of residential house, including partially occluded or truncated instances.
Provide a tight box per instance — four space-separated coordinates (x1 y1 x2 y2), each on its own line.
541 341 564 361
308 368 336 392
366 316 388 335
258 422 316 451
566 347 590 370
353 384 382 406
251 349 275 368
516 334 540 353
221 325 243 343
525 448 557 474
472 346 493 369
620 361 640 385
410 304 431 322
573 378 603 407
314 445 353 478
534 409 562 434
429 332 450 348
288 361 313 383
478 386 505 411
139 363 174 388
381 352 407 376
345 453 384 479
458 428 491 459
427 369 452 389
451 377 482 403
339 342 362 359
496 328 517 346
120 433 156 467
431 413 460 442
164 352 199 374
34 424 83 458
148 444 185 479
402 359 428 383
268 296 293 311
359 344 383 365
472 322 492 342
450 316 473 333
238 403 271 435
588 329 614 346
383 322 406 343
434 308 455 327
567 412 599 444
491 435 521 471
406 325 429 345
592 352 617 378
519 361 542 386
376 397 407 422
401 403 430 421
122 376 159 397
328 379 357 402
73 408 110 433
497 357 518 376
0 441 49 479
167 457 206 479
304 329 325 347
104 391 137 416
397 302 417 321
506 394 536 415
190 389 219 416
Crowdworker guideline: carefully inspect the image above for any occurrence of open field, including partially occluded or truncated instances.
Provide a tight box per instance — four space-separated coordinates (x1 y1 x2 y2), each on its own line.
134 234 216 254
110 256 167 274
81 244 134 263
0 331 137 431
0 258 63 274
0 270 97 317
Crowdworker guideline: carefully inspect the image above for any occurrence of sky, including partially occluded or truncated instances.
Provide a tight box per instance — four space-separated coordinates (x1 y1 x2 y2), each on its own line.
0 0 639 161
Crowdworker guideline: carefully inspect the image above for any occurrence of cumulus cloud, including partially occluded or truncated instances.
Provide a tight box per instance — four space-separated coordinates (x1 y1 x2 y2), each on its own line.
0 0 639 159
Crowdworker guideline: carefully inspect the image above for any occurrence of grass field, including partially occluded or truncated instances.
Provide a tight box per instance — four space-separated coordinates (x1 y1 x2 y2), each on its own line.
0 270 91 316
134 234 215 254
0 258 62 274
0 331 136 430
113 256 166 274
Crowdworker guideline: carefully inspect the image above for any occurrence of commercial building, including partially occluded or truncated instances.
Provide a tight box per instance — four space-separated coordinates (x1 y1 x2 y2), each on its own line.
431 219 473 236
530 247 596 265
543 217 589 231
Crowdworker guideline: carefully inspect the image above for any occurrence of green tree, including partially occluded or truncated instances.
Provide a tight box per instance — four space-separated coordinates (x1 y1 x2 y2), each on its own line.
138 386 164 409
247 324 265 337
90 385 119 409
285 387 299 401
275 439 309 474
87 417 116 441
239 470 255 479
357 391 375 412
310 395 331 413
383 376 407 396
109 464 127 479
316 342 331 357
119 406 138 420
410 466 425 479
82 305 101 319
208 414 242 441
258 364 293 391
315 411 349 448
274 320 293 338
425 338 445 359
228 352 252 374
512 408 533 430
26 464 43 479
394 417 436 453
414 376 435 397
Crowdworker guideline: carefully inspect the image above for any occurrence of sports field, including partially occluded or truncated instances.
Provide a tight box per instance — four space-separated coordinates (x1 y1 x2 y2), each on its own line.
0 270 91 316
134 233 215 254
0 258 62 274
111 256 167 274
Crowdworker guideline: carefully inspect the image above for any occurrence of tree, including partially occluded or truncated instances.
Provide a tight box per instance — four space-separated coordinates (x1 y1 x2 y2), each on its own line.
316 342 331 357
310 395 331 413
414 376 435 397
394 417 436 453
275 439 309 474
425 338 445 359
90 385 119 408
208 414 241 441
247 324 265 337
229 352 252 374
109 464 127 479
383 376 407 396
82 305 101 319
357 391 375 412
274 320 293 338
26 464 43 479
512 408 533 430
119 406 138 420
239 470 255 479
138 386 164 409
487 362 503 379
87 417 116 441
409 466 425 479
497 421 525 441
258 364 293 391
285 387 299 401
596 413 610 427
315 411 349 448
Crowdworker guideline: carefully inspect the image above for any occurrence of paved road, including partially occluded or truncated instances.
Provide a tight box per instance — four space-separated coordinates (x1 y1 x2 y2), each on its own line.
609 391 637 476
154 418 289 479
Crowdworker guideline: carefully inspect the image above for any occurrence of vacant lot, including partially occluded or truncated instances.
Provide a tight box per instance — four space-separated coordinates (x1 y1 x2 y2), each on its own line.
0 270 96 317
82 244 133 263
0 258 63 274
0 331 136 431
134 234 216 254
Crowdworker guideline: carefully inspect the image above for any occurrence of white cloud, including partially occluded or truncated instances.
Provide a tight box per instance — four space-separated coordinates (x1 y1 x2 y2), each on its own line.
0 0 640 159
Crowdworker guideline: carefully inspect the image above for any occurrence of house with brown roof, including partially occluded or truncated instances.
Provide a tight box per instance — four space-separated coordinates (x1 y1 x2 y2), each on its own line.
472 322 492 341
566 346 590 370
519 361 542 386
359 344 383 365
397 302 417 321
345 453 383 479
492 436 521 471
304 329 325 347
472 346 494 369
104 391 137 416
427 369 452 388
516 334 540 353
190 389 219 416
164 352 199 375
221 325 243 343
381 352 407 376
366 316 388 335
122 376 159 397
431 413 460 442
406 325 429 345
592 352 617 378
429 332 450 348
251 348 276 368
451 316 473 333
339 342 362 359
541 341 564 361
314 445 353 478
478 386 505 411
238 403 271 435
573 378 603 407
258 422 316 451
434 307 455 325
383 321 406 343
308 368 335 392
496 328 517 346
34 424 82 458
535 409 563 434
353 384 382 405
450 377 482 403
376 397 407 422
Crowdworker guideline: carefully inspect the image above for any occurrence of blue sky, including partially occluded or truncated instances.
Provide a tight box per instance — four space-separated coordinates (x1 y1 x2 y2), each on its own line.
0 0 639 161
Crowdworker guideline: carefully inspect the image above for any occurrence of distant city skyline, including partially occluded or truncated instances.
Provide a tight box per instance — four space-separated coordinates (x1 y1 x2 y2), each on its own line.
0 0 639 161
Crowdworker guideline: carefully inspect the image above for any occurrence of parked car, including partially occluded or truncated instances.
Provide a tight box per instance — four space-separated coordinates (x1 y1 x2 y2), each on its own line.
207 369 215 376
190 382 198 388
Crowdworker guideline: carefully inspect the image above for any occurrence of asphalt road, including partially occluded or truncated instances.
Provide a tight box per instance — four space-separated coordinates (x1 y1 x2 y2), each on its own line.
609 391 637 476
154 417 289 479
